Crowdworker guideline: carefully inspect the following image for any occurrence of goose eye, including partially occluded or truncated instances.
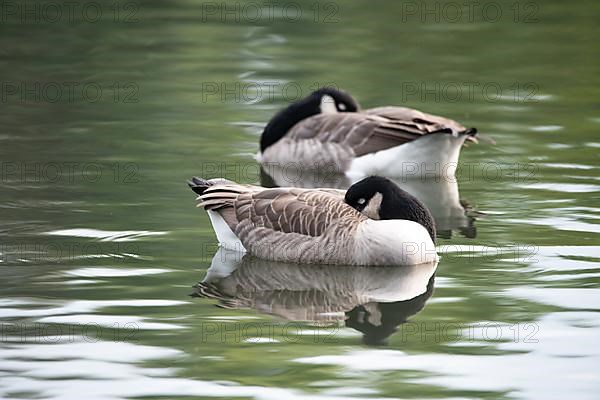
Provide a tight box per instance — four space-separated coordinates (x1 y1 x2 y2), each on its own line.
357 198 366 205
338 103 347 111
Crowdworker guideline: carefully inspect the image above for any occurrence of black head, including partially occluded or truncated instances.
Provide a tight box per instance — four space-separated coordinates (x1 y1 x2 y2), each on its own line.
345 176 436 242
308 87 360 114
260 88 360 152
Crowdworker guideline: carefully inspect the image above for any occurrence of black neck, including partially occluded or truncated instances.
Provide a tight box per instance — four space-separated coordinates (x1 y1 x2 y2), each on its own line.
380 187 437 243
260 98 320 152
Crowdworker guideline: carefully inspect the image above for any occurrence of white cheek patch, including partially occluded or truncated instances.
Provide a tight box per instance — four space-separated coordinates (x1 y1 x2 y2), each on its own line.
362 192 383 220
320 95 338 114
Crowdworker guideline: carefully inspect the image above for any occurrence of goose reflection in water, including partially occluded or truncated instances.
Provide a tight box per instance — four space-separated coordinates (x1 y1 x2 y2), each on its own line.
260 165 478 239
192 248 437 346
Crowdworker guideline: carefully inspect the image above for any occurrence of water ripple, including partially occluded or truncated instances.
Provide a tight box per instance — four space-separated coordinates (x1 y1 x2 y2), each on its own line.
45 228 168 242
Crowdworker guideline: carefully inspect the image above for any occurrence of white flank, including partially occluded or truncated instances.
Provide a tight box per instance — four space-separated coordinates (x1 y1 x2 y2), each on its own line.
353 219 438 265
348 133 469 179
207 210 247 252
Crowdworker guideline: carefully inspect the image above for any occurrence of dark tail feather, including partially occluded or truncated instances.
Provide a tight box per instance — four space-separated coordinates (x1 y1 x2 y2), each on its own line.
465 128 497 145
461 127 477 137
187 176 212 195
459 127 480 144
431 127 453 134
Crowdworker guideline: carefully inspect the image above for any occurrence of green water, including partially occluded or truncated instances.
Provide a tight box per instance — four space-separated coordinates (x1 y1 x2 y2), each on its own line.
1 0 599 399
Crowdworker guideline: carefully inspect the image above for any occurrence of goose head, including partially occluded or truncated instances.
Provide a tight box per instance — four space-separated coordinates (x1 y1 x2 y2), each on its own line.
345 176 437 242
260 88 360 152
310 87 360 114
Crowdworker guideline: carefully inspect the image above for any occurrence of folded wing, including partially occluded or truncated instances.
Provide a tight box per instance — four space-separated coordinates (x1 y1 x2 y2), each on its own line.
286 106 474 157
197 184 363 262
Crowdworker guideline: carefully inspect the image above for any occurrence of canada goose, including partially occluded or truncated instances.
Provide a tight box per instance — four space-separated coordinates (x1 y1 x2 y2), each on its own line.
193 247 437 345
188 175 438 265
258 88 478 178
260 166 478 239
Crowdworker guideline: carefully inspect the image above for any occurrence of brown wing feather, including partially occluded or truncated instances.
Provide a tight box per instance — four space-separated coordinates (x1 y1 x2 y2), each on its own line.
199 183 362 238
366 106 468 134
286 106 472 157
234 188 363 238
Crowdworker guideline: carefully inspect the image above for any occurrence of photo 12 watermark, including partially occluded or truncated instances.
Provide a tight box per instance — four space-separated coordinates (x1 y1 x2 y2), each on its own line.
398 321 540 343
0 82 139 104
0 162 139 184
0 1 140 24
438 244 539 264
199 1 340 23
1 322 139 343
398 1 539 23
201 81 340 103
398 81 540 103
197 321 339 343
